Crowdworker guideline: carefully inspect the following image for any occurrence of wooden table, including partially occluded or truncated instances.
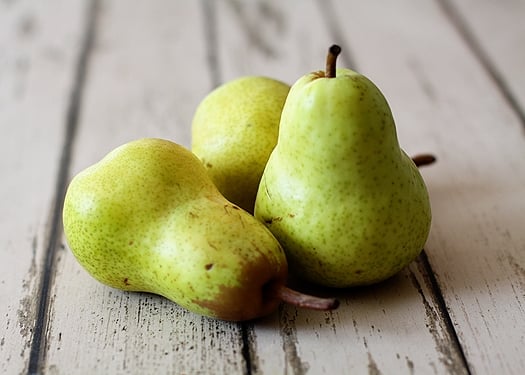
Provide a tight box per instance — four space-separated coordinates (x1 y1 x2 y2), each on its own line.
2 1 524 374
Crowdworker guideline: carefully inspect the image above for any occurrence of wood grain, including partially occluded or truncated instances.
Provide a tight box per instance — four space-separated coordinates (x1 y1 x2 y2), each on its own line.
0 1 89 373
443 0 525 123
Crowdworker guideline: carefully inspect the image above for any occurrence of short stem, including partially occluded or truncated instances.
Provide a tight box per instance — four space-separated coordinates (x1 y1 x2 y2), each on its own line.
275 286 340 311
412 154 437 167
325 45 342 78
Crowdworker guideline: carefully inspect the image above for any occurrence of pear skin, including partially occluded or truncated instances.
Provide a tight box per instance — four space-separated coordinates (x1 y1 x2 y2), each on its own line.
192 76 290 213
255 46 432 288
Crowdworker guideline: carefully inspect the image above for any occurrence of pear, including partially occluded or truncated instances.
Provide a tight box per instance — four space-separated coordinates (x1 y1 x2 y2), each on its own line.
192 76 290 213
254 46 432 288
63 138 337 321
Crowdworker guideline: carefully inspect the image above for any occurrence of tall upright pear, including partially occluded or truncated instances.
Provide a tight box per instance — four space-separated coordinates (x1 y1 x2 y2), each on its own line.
255 45 432 288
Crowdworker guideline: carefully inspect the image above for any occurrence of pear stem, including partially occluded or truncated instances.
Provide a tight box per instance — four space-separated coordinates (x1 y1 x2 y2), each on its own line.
275 286 340 311
412 154 437 167
326 45 342 78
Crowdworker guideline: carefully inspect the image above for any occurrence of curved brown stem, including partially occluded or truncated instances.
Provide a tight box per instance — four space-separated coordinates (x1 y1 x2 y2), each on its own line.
412 154 436 167
275 286 339 311
326 45 342 78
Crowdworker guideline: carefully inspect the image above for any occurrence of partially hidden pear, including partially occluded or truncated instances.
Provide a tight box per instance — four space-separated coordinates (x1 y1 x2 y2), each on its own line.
192 76 290 213
63 138 337 321
255 46 432 288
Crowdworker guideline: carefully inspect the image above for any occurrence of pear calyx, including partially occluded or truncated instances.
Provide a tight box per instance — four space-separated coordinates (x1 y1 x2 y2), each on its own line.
412 154 437 167
273 285 340 311
326 44 342 78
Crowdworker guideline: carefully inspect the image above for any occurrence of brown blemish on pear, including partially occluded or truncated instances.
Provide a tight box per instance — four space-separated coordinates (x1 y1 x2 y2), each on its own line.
192 252 338 321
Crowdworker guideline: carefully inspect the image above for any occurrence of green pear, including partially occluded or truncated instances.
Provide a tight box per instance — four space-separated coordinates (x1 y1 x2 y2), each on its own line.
254 46 432 288
192 76 290 213
63 138 337 321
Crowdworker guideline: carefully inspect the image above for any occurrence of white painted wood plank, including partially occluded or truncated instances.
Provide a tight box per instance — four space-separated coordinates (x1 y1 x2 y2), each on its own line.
250 263 466 374
43 1 248 374
213 1 467 374
329 0 525 373
0 1 88 374
212 0 335 84
446 0 525 111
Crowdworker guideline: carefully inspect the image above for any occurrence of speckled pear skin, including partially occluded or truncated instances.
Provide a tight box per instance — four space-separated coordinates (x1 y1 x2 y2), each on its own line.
192 76 290 213
63 138 288 321
254 69 431 288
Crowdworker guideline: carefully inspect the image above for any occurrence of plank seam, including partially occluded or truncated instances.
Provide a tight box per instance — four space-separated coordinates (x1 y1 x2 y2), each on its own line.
241 323 253 375
437 0 525 130
26 0 99 373
418 251 472 375
315 0 358 70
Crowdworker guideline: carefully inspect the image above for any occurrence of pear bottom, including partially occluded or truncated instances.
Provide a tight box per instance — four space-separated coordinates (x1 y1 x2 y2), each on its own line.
63 138 289 321
255 156 431 288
